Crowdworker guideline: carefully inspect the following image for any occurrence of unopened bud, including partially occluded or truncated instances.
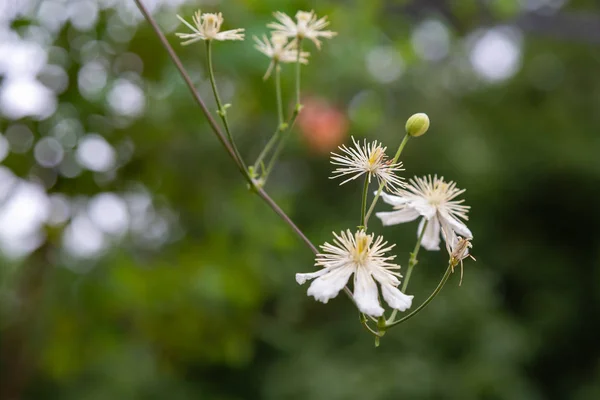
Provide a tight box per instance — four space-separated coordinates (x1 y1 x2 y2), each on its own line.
405 113 430 137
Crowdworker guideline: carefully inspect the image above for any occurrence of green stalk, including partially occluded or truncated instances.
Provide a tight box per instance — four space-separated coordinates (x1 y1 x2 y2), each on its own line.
360 176 369 228
387 219 429 323
253 63 284 173
262 112 299 180
363 134 410 228
385 263 452 328
295 38 303 107
262 40 304 181
206 40 247 172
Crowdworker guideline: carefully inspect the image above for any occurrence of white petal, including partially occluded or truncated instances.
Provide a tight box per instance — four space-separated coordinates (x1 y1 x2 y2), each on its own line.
418 216 441 251
296 268 329 285
413 200 436 219
306 265 354 303
376 208 420 226
353 267 384 317
439 211 473 239
440 221 458 253
380 283 413 311
377 191 409 207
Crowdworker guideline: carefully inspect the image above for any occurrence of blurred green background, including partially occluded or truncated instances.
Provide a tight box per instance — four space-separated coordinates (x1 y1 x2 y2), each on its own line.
1 0 600 399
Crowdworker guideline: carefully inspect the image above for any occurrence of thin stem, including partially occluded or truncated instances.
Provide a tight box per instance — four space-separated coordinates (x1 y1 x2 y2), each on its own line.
364 134 410 228
276 64 284 125
262 39 304 181
385 263 452 329
206 40 247 172
295 38 303 107
387 218 429 323
262 110 299 180
253 126 280 175
252 64 283 173
360 313 383 337
133 0 316 257
402 219 428 292
360 176 369 228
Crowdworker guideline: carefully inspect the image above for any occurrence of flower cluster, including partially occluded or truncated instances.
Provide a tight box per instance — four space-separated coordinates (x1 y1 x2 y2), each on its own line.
297 112 476 324
171 7 475 340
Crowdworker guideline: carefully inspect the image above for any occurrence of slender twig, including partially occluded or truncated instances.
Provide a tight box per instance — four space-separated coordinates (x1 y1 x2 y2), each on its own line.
402 219 429 292
387 218 429 323
206 40 247 173
134 1 242 173
253 64 283 172
359 176 369 228
295 38 303 107
262 111 299 180
276 63 284 125
262 38 304 181
133 0 316 256
385 263 452 328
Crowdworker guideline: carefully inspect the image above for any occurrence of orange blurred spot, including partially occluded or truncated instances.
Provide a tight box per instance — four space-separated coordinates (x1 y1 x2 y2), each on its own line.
297 97 348 155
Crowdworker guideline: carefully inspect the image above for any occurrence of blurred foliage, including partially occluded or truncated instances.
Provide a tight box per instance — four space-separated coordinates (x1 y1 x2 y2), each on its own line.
1 0 600 399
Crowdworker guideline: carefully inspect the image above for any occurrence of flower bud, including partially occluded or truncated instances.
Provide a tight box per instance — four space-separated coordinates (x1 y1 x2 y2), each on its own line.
405 113 430 137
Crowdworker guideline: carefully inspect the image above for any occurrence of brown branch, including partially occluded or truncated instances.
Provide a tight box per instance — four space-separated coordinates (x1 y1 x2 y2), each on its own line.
133 0 318 255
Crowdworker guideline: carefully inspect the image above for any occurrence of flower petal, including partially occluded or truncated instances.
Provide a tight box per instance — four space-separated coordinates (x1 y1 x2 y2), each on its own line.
353 267 384 317
376 208 420 226
305 265 354 303
377 191 409 207
296 268 329 285
413 200 436 219
440 221 458 253
439 211 473 239
380 283 413 312
418 216 441 251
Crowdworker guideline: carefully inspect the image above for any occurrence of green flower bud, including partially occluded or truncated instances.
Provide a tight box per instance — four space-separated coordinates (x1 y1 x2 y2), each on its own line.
405 113 430 137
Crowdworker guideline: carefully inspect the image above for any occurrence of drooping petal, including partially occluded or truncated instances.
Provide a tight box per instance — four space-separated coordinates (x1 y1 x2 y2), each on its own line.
353 267 384 317
380 283 413 311
439 210 473 239
440 220 458 253
295 268 329 285
376 208 420 226
305 265 354 303
418 216 441 251
378 191 410 207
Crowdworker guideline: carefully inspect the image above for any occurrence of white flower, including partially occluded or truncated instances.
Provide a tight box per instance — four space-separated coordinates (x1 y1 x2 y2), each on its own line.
253 33 310 79
330 136 405 190
376 175 472 251
175 10 244 44
267 10 337 49
296 230 413 317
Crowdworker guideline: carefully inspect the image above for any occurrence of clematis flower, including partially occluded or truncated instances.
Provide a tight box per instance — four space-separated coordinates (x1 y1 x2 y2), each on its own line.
267 10 336 49
376 175 472 251
253 33 310 79
330 136 405 190
175 10 244 44
296 229 413 317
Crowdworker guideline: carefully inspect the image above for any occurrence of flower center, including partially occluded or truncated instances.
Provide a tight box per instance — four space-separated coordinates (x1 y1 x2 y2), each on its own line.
202 14 220 38
367 147 384 172
352 233 371 265
295 11 312 36
428 182 449 206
